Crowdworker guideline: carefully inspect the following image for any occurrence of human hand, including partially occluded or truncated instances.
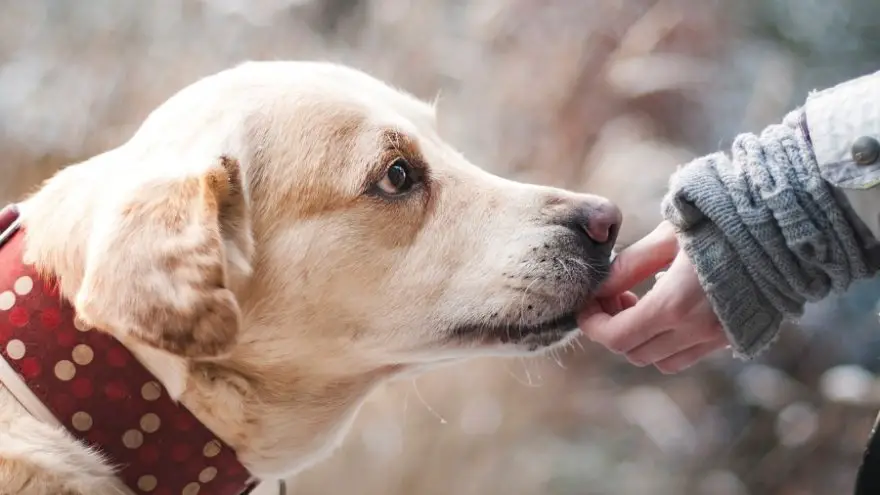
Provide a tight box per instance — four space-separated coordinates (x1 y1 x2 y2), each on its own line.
578 222 729 373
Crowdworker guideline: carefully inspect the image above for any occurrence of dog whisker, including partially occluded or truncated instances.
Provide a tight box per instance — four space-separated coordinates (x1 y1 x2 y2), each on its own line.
556 258 574 288
524 357 545 387
402 388 410 423
549 347 566 370
411 377 447 424
503 360 541 388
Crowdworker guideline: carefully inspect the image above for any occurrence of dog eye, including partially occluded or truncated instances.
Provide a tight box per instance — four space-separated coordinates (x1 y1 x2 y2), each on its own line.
377 158 416 195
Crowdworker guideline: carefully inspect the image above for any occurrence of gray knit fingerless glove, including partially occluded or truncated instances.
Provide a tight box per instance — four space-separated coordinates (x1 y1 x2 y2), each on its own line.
661 109 871 359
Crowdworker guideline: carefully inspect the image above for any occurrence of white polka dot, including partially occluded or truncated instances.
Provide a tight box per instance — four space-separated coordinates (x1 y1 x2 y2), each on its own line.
122 429 144 449
54 360 76 381
141 381 162 401
13 276 33 296
203 440 221 458
5 339 25 360
137 475 158 492
0 291 14 311
72 344 94 366
198 467 217 483
182 482 201 495
140 413 161 433
71 411 93 432
73 317 91 332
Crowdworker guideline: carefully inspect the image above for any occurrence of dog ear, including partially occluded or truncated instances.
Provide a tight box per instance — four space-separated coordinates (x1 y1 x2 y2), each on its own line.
74 156 254 358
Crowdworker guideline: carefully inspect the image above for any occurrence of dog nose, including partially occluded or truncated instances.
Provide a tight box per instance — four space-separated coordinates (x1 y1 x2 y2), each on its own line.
583 200 622 245
544 194 623 249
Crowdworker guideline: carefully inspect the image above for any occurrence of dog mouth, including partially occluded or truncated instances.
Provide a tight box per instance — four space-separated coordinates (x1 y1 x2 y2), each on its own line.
445 250 612 352
449 311 580 351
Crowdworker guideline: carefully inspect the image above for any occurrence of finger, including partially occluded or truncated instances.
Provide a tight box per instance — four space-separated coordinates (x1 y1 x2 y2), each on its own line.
624 325 718 367
598 296 622 315
577 300 605 319
599 222 679 296
578 300 666 354
619 291 638 310
597 291 638 316
653 336 728 374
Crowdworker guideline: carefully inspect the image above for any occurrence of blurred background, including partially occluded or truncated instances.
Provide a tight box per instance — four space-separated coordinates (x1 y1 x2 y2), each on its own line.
3 1 880 494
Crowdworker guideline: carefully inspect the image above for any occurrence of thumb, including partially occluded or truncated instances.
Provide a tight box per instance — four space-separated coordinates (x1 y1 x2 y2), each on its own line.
598 221 679 296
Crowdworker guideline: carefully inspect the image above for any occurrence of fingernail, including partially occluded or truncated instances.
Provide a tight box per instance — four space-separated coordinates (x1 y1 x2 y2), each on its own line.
627 356 648 367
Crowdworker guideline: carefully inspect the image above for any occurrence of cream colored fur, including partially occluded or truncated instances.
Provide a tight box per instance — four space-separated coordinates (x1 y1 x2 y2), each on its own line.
0 61 618 494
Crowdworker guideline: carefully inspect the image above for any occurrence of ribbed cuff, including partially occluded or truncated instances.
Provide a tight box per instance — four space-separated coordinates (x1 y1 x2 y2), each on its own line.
663 170 783 359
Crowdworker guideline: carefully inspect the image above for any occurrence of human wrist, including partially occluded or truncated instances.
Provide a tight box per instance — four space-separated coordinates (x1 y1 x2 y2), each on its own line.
661 108 870 358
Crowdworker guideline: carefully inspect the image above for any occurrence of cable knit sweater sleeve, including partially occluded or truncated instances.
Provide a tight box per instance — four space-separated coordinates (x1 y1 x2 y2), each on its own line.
661 69 880 359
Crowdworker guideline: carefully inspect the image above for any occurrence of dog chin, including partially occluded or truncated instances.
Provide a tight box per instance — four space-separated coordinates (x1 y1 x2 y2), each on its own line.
515 325 582 354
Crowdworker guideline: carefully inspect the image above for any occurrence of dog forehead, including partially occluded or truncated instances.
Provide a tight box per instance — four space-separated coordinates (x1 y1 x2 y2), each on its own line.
238 61 437 133
130 61 437 161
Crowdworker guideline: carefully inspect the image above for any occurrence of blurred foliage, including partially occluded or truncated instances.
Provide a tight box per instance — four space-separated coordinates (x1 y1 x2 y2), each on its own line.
2 1 880 494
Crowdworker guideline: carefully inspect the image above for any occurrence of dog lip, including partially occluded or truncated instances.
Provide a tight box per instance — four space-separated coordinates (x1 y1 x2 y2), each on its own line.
450 311 578 345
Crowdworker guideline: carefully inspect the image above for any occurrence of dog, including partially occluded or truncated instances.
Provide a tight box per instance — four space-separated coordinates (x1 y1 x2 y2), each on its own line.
0 61 621 495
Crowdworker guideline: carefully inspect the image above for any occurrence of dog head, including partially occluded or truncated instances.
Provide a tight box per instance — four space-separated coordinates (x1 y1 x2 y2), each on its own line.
21 61 620 475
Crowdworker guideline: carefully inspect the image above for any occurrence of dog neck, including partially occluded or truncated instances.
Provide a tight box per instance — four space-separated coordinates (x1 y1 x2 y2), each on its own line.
184 351 399 477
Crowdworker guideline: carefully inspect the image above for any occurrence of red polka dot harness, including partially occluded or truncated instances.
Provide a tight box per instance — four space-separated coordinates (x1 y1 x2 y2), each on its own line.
0 205 258 495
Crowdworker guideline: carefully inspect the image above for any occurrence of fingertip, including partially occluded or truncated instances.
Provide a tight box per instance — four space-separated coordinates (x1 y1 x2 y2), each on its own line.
576 307 610 338
596 273 626 299
598 296 622 315
619 291 639 309
597 227 678 296
626 354 649 367
656 365 677 375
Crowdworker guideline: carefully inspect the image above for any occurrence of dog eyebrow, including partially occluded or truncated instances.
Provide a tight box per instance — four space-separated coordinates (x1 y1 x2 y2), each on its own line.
380 128 422 159
361 128 430 193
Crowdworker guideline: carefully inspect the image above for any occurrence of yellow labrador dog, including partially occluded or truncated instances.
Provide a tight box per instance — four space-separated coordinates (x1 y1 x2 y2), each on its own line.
0 61 620 494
